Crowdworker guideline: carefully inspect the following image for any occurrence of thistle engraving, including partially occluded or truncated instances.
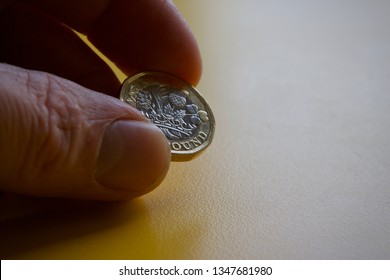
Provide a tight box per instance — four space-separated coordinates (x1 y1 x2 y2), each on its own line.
130 84 209 140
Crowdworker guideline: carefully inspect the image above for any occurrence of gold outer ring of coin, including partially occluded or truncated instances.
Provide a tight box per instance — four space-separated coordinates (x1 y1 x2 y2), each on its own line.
119 71 215 161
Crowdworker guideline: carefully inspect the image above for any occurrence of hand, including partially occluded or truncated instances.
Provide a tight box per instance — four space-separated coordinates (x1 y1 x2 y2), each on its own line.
0 0 202 200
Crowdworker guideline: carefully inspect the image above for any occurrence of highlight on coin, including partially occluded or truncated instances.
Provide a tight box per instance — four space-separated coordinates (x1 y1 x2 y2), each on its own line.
120 72 215 161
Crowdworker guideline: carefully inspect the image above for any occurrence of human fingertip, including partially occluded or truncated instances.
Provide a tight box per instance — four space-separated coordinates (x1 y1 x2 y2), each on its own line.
86 0 202 86
95 120 171 197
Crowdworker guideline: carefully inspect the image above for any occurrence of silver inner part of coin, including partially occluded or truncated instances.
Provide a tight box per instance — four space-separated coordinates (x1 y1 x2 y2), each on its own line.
135 84 209 141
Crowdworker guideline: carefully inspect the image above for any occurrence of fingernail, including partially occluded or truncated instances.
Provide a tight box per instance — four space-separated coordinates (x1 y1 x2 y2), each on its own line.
95 120 170 196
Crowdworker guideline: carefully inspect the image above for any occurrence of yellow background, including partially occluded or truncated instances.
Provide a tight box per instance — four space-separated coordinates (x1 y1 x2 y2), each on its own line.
1 0 390 259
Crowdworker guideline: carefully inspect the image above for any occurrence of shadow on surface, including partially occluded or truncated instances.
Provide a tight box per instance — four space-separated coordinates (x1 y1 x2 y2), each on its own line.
0 194 153 259
0 191 203 259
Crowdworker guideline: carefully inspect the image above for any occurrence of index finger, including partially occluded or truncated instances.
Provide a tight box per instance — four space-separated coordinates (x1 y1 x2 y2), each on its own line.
33 0 202 85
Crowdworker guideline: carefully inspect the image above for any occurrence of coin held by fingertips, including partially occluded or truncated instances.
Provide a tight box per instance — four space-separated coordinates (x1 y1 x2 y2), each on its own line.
120 72 215 161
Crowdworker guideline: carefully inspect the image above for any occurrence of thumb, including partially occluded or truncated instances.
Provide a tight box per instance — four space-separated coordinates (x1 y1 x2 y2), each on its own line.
0 63 170 200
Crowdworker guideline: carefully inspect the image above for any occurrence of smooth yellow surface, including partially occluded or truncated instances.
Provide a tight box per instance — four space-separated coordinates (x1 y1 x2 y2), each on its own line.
1 0 390 259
